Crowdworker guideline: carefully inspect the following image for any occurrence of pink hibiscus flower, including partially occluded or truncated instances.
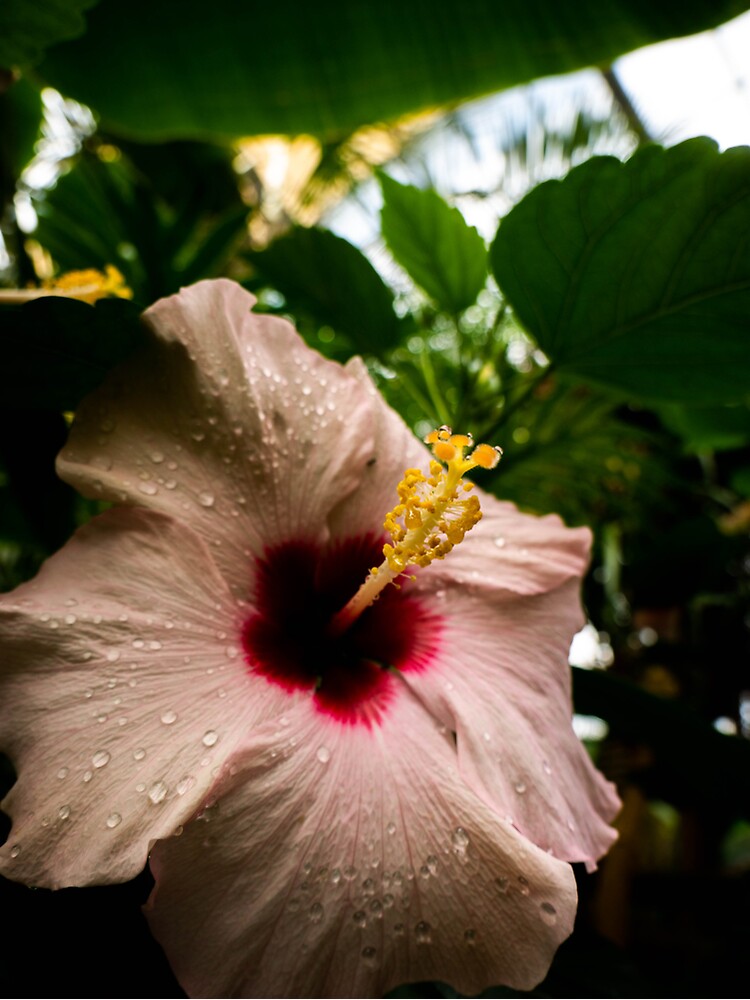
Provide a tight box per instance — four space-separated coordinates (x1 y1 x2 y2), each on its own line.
0 279 619 998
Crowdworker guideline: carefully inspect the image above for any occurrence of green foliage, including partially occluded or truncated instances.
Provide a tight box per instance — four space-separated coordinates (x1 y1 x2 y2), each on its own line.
33 0 748 139
33 144 248 302
248 226 404 355
659 402 750 452
0 77 43 199
0 0 99 68
380 174 488 314
490 138 750 404
0 296 144 410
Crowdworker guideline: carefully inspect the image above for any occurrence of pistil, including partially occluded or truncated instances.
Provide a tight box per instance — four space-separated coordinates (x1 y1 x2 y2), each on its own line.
328 427 501 636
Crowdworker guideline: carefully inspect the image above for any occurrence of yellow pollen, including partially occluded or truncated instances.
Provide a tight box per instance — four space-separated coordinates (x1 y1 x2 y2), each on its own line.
327 426 502 636
43 265 133 304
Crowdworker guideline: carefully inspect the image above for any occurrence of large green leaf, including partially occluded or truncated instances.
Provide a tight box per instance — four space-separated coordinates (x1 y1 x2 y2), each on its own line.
0 296 145 410
491 139 750 404
380 175 488 314
35 0 749 139
248 226 403 355
0 0 99 68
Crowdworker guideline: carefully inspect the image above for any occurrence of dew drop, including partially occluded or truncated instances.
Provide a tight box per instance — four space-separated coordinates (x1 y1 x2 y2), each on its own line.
106 813 122 829
514 780 527 794
198 491 215 508
386 821 396 836
352 910 367 929
149 781 168 804
64 613 77 625
149 450 165 464
309 902 324 924
393 922 405 937
426 854 438 875
57 767 68 780
451 826 470 853
540 901 557 925
316 746 331 764
495 876 509 894
415 920 432 944
58 805 71 820
464 928 477 946
92 750 110 769
176 775 196 796
494 536 506 548
542 759 553 775
202 730 218 747
82 770 93 783
138 481 159 496
161 710 178 725
133 747 146 761
361 946 378 967
9 844 21 858
517 875 531 896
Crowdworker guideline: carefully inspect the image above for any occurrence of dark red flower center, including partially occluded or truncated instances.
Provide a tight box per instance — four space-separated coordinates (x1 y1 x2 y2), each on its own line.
242 535 441 726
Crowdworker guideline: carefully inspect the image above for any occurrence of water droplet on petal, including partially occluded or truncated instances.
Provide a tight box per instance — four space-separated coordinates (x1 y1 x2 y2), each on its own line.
149 450 165 464
138 481 158 496
514 780 527 794
198 491 215 508
464 928 477 946
161 710 178 725
415 921 432 944
106 813 122 829
10 844 21 858
133 747 146 761
149 781 168 804
361 946 378 967
176 775 196 796
352 910 367 929
426 854 438 875
316 746 330 763
451 826 470 853
202 730 218 747
58 805 71 820
386 821 396 836
57 767 68 780
494 536 506 548
93 750 110 769
517 875 531 896
540 901 557 924
309 902 324 924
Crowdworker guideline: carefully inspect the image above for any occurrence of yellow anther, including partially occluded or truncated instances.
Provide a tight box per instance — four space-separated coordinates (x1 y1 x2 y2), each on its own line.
433 440 456 462
328 427 502 636
470 443 503 470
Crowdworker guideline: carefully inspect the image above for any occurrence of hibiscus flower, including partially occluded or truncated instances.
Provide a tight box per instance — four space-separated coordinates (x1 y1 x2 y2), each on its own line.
0 279 619 998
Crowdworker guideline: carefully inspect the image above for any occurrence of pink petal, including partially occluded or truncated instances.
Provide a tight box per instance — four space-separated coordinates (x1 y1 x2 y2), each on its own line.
405 575 620 867
57 280 378 598
146 686 577 998
0 507 294 889
426 487 593 596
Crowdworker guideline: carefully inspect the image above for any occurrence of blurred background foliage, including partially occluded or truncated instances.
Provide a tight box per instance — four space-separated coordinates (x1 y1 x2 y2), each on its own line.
2 0 750 996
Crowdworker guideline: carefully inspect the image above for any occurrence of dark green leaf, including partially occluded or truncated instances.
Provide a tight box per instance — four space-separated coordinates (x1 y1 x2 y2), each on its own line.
0 296 145 410
177 204 249 286
0 0 99 68
35 0 748 139
659 402 750 452
380 175 488 314
573 667 750 818
249 226 402 354
490 139 750 404
0 77 43 197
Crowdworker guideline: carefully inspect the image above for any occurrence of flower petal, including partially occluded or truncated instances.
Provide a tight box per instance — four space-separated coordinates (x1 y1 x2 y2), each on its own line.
405 577 620 867
427 487 593 596
146 686 577 998
57 280 378 597
0 507 293 889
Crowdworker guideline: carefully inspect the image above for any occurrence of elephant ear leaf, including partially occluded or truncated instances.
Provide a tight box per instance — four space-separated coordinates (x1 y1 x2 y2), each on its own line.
490 138 750 405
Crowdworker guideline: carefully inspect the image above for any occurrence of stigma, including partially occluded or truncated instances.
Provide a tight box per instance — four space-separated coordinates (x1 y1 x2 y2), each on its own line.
328 426 502 636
